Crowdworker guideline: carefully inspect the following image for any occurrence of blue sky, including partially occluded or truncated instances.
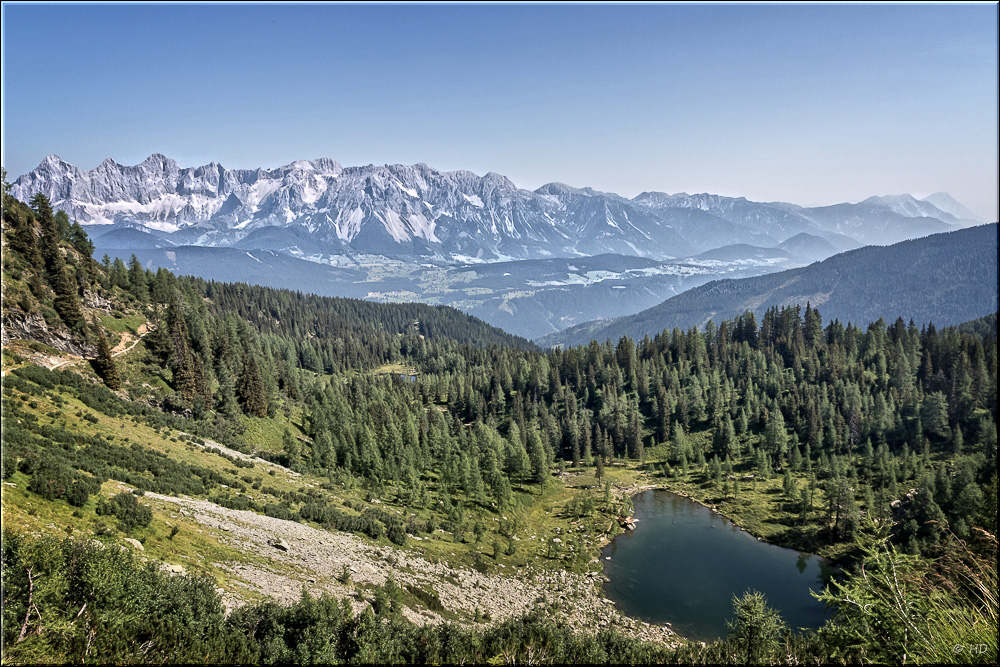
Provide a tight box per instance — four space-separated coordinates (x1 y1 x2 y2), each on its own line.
2 3 997 218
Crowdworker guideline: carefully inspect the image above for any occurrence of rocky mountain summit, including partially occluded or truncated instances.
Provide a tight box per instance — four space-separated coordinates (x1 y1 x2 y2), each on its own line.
11 154 974 263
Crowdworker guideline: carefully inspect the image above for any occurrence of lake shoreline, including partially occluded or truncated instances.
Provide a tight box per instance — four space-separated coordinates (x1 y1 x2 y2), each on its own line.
617 478 847 564
620 482 763 539
620 483 828 561
600 487 833 642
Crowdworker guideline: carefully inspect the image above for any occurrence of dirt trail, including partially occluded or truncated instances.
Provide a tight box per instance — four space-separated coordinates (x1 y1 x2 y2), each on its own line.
47 322 154 371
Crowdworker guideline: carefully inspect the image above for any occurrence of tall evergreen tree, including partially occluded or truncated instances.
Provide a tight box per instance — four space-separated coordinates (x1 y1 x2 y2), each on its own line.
31 193 84 331
166 297 200 401
238 353 269 417
128 254 149 301
91 318 121 390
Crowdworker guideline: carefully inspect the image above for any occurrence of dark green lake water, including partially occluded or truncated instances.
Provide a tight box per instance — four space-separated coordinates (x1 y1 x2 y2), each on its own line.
600 490 834 642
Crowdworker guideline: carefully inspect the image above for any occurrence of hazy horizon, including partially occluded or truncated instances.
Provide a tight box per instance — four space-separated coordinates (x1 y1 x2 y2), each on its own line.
2 4 997 219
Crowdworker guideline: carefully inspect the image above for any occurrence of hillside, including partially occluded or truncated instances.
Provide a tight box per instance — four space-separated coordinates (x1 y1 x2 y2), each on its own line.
0 188 681 644
2 189 997 665
541 224 998 347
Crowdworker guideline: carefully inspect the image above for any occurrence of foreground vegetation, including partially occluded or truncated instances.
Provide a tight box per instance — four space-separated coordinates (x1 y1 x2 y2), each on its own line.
3 526 994 665
2 182 996 663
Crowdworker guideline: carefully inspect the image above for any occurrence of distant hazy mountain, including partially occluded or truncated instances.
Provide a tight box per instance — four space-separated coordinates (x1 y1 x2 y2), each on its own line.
776 233 843 263
861 194 962 222
539 224 999 347
793 201 953 246
89 227 177 250
921 192 984 223
633 191 815 245
93 244 797 340
11 154 970 264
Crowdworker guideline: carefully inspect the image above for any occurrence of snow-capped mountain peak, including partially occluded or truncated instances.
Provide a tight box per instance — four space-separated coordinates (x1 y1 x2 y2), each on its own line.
9 154 969 264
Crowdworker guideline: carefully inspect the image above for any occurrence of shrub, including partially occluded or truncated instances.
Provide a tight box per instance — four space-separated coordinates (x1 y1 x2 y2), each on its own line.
97 492 153 533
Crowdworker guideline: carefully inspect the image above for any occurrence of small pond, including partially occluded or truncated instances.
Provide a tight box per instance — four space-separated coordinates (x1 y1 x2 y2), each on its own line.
601 490 834 642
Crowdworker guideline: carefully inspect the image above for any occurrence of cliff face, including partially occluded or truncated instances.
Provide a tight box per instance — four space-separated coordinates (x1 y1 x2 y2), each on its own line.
2 308 95 359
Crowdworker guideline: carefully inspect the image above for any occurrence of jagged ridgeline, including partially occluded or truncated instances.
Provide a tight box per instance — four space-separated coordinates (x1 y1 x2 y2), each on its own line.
11 154 980 263
2 181 997 665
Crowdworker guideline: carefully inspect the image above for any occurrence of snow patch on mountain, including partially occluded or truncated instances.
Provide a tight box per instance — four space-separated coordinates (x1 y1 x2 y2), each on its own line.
10 153 964 265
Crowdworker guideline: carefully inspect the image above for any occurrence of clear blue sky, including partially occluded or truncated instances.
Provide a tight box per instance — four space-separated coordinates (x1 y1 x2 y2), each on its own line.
2 3 997 218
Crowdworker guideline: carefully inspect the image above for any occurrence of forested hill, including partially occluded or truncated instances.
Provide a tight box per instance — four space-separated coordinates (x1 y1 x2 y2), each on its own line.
174 279 535 351
541 223 999 347
957 312 998 338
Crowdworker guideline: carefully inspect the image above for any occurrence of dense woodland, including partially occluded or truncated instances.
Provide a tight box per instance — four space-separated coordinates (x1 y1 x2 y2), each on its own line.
2 184 997 664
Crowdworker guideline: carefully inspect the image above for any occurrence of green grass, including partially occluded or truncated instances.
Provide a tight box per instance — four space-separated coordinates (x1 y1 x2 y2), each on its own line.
0 473 251 584
4 353 866 626
9 339 61 356
372 362 418 376
237 405 308 453
99 312 147 335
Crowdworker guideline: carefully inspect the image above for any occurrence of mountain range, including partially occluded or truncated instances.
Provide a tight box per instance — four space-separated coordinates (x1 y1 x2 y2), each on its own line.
540 224 999 347
9 154 980 265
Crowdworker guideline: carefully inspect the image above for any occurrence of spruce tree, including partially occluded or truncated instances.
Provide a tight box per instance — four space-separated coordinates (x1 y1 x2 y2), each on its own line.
4 193 41 266
91 318 122 390
238 353 269 417
31 193 84 331
166 298 199 401
128 254 149 301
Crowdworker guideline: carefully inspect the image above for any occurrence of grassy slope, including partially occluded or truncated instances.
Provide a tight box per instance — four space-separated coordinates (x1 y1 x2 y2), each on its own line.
2 331 644 595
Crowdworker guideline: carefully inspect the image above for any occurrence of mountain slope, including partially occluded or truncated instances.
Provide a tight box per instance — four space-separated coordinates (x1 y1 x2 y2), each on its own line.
796 202 952 246
690 244 795 263
776 233 841 262
921 192 984 223
861 194 960 222
540 223 999 346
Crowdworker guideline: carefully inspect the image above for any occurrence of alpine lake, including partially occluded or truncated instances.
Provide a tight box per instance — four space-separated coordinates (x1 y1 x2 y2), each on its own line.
601 490 836 642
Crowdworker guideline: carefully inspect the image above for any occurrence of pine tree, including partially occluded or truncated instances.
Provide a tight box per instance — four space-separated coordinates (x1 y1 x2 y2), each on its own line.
238 353 269 417
214 362 241 419
625 401 643 460
91 318 121 390
166 298 199 401
128 254 149 301
727 591 787 665
527 427 549 486
68 221 94 258
783 469 796 498
4 189 41 266
32 193 84 331
764 407 788 461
